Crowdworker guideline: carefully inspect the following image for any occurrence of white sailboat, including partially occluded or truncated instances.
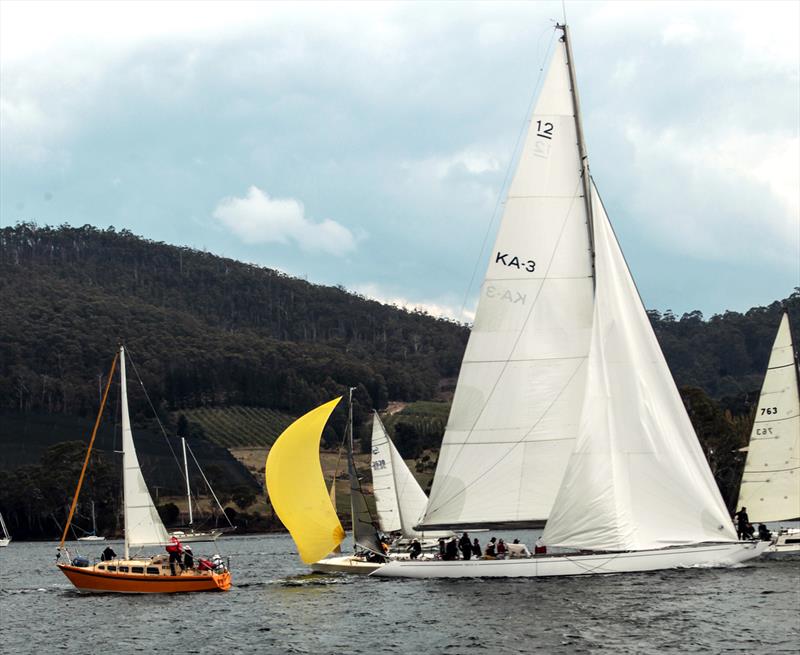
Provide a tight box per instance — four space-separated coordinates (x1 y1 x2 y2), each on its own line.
0 512 11 547
77 500 106 541
736 312 800 554
57 346 231 592
370 411 452 548
168 437 228 543
374 24 766 579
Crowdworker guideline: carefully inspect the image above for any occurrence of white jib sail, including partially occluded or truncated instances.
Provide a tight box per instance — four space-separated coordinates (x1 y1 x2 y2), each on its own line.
542 183 738 551
370 412 429 537
120 347 170 554
737 313 800 522
421 36 594 528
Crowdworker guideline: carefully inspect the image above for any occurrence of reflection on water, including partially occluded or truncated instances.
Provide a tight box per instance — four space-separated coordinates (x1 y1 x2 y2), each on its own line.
1 533 798 654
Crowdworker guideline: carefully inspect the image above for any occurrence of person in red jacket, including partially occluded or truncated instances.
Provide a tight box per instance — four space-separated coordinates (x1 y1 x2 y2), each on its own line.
166 536 184 575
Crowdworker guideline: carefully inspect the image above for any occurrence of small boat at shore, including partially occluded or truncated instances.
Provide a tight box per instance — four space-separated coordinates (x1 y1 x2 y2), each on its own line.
77 501 105 542
736 311 800 555
57 346 231 593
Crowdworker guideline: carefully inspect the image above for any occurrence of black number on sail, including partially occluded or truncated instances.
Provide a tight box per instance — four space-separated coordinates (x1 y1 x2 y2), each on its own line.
760 406 778 416
536 120 554 139
496 252 536 273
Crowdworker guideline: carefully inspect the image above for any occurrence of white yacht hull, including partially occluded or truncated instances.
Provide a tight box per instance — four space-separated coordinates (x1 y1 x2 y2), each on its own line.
169 529 223 543
372 541 768 579
765 529 800 555
0 538 10 547
77 535 106 542
310 555 384 575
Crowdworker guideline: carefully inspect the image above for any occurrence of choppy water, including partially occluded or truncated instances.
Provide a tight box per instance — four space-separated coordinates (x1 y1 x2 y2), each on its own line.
1 533 798 654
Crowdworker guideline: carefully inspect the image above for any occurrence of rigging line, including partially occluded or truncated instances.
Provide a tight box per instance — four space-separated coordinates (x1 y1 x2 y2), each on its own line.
428 175 585 517
185 441 235 529
456 27 557 323
125 348 184 476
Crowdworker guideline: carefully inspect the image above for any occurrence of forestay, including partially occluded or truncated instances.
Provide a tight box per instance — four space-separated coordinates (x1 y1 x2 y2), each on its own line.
370 412 429 537
542 183 738 551
420 35 594 529
120 348 170 554
737 313 800 522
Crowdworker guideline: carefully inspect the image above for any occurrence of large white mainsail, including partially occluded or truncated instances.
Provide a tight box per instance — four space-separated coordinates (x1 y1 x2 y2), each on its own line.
420 33 594 529
737 313 800 522
120 347 170 558
542 183 738 551
370 412 429 537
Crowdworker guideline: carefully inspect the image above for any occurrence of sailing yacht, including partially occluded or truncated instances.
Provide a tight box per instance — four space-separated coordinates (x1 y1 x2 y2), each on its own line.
168 437 232 543
266 392 387 575
77 501 105 541
374 24 766 579
0 512 11 547
57 346 231 592
736 312 800 554
370 411 452 548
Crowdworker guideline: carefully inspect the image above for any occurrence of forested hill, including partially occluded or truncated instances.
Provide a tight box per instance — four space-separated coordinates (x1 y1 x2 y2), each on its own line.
1 222 797 427
0 223 469 426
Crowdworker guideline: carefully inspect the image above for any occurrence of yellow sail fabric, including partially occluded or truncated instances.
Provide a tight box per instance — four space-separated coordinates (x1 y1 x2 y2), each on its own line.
266 397 346 564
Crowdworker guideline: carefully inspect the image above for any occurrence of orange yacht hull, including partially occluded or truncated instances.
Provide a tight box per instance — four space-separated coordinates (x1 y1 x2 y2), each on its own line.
57 563 231 593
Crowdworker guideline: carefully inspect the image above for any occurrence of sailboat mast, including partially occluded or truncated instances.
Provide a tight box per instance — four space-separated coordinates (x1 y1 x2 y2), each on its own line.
182 437 193 526
557 23 595 274
120 346 130 560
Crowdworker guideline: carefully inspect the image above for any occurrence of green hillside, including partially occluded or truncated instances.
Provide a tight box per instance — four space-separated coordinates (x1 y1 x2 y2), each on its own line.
176 406 294 448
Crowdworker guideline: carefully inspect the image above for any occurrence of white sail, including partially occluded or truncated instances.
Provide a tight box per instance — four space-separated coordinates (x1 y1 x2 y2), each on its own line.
370 412 429 537
420 35 594 529
737 313 800 522
542 183 738 551
120 347 170 556
0 511 10 545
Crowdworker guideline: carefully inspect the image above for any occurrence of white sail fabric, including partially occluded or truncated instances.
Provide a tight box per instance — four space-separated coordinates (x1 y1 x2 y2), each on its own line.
421 37 594 528
370 412 429 537
737 313 800 521
120 348 170 553
542 184 738 551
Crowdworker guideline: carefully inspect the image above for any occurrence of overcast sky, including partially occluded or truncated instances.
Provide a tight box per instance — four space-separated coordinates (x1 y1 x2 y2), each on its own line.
2 0 798 320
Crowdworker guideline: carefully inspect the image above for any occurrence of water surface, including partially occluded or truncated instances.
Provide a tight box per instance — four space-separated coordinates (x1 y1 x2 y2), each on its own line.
1 534 798 654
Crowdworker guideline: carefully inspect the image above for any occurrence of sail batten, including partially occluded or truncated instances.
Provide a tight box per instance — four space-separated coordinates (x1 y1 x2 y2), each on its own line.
736 313 800 522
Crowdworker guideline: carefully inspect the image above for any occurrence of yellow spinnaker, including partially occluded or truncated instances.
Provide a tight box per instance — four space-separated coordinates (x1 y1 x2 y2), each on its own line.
266 397 346 564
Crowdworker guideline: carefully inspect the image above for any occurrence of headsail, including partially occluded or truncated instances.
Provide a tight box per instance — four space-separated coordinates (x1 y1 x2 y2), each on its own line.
120 347 170 557
370 412 429 537
542 183 738 551
737 313 800 521
346 396 383 554
348 446 383 554
265 397 346 564
420 31 594 530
